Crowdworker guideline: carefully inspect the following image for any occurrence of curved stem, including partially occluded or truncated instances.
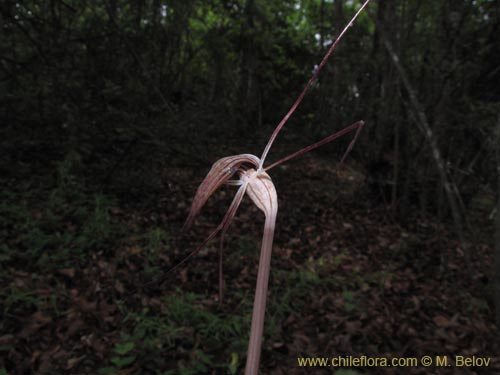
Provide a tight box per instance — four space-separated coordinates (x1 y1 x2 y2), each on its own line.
245 210 277 375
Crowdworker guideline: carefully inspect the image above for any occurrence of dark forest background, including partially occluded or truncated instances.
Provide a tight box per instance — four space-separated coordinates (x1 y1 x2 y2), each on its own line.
1 0 500 374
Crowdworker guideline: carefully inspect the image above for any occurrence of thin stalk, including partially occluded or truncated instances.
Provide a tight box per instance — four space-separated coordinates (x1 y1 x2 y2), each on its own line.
245 210 277 375
258 0 372 169
264 120 364 172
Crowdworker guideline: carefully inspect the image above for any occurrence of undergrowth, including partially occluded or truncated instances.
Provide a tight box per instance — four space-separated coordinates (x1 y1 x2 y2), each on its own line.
2 150 495 374
1 152 353 373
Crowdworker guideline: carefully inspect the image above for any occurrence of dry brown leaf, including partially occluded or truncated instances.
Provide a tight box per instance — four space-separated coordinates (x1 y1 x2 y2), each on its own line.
433 315 451 328
59 268 75 278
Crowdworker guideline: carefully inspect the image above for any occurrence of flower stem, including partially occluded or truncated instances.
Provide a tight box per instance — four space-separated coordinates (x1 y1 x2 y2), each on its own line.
245 210 277 375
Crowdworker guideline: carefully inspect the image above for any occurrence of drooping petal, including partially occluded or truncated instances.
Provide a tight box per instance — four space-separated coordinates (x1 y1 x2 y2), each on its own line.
182 154 259 232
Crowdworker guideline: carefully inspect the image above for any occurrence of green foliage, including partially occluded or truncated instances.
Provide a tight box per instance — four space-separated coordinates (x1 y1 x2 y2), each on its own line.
342 290 357 312
1 153 122 272
0 0 498 373
1 285 41 316
143 227 170 268
227 235 260 264
2 0 497 218
103 291 248 373
100 340 137 373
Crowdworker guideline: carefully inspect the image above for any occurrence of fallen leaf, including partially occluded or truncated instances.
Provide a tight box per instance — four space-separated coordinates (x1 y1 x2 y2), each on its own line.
59 268 75 278
433 315 451 328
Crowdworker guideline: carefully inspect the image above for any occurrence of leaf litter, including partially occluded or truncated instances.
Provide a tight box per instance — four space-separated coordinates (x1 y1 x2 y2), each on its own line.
1 158 499 374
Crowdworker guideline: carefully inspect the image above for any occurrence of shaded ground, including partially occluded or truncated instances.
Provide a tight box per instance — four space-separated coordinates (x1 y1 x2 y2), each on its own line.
1 153 498 375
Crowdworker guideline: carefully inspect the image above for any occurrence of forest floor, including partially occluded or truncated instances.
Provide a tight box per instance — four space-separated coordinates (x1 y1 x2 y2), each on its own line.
1 153 499 375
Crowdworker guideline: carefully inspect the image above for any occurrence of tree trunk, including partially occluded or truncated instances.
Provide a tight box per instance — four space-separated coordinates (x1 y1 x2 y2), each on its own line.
373 16 472 274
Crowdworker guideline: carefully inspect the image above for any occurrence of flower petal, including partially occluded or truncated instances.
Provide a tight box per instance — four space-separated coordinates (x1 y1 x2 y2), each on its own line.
182 154 259 232
241 169 278 219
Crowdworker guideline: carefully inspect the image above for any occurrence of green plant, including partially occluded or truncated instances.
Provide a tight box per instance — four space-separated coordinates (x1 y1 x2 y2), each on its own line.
108 292 250 374
144 227 170 272
342 290 357 312
98 339 137 374
1 285 41 316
